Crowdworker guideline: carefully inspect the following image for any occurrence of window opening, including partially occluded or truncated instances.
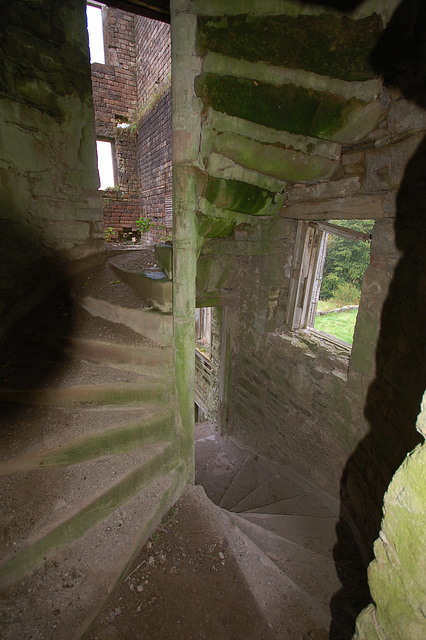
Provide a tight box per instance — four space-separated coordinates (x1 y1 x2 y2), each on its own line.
195 307 212 358
288 220 373 346
86 4 105 64
96 140 115 190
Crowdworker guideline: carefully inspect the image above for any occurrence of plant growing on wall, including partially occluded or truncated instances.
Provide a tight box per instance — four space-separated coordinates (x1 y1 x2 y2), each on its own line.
136 216 154 234
104 226 116 242
130 74 171 132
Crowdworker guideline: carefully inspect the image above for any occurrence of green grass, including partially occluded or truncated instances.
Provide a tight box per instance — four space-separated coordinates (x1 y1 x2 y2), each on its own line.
314 308 358 344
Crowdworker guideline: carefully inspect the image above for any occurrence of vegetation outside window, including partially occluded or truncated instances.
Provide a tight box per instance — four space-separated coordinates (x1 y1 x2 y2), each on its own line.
286 220 373 345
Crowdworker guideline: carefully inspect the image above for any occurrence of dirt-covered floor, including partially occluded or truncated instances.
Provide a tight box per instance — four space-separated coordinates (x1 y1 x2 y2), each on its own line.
82 483 274 640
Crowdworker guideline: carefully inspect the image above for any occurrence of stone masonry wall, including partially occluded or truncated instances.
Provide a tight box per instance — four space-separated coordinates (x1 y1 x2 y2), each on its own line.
90 6 139 236
0 0 103 321
192 0 425 568
135 16 172 244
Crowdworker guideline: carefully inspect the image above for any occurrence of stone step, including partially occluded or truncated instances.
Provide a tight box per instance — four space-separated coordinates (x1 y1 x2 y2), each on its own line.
75 295 173 346
0 408 175 476
243 493 336 518
239 512 338 558
214 501 330 639
0 442 168 565
230 471 307 513
0 379 172 408
227 512 343 614
218 455 274 510
0 466 186 640
0 441 180 589
21 332 173 379
109 264 172 314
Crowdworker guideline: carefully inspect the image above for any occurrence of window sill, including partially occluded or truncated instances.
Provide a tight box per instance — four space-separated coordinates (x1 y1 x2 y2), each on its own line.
275 327 350 379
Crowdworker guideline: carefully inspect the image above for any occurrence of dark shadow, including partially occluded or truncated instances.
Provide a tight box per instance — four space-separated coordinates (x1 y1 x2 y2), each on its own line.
0 221 77 449
329 1 426 637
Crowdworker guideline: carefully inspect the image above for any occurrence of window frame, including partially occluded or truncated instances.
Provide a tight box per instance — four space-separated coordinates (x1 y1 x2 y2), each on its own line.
286 219 372 346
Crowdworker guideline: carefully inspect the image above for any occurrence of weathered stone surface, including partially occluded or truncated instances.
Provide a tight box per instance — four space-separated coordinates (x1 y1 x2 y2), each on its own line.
285 177 361 203
212 132 339 183
364 134 423 192
197 13 383 82
388 99 426 135
281 194 387 220
353 395 426 640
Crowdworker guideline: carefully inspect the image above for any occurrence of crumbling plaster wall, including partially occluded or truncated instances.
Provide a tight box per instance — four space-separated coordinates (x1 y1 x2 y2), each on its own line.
0 0 103 322
90 6 139 235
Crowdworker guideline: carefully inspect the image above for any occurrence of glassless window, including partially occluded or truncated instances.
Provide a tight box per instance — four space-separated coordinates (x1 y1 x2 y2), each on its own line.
96 140 115 190
86 4 105 64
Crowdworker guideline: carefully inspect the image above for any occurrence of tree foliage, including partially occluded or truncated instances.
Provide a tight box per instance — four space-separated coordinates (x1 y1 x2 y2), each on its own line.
320 219 374 301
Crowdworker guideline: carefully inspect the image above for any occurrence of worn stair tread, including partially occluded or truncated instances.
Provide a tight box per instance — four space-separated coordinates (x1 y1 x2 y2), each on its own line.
194 421 249 505
0 442 180 589
239 512 338 558
0 404 173 465
218 455 274 510
18 333 173 378
0 442 170 565
75 295 173 346
244 492 336 518
0 408 175 475
0 377 171 408
228 512 342 610
214 500 330 639
109 264 172 315
230 471 306 513
0 467 186 640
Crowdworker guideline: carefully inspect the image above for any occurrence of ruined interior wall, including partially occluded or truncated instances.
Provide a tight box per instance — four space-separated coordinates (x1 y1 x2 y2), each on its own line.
135 16 172 243
0 0 103 323
90 7 139 236
192 0 425 565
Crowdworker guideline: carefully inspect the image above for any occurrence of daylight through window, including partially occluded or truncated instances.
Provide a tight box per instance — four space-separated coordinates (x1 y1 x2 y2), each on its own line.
96 140 115 190
86 4 105 64
287 220 373 345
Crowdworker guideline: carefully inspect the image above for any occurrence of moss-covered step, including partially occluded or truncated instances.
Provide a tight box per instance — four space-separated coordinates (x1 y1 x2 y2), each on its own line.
205 175 282 215
196 73 382 142
0 442 181 589
0 443 168 566
197 13 383 82
155 242 173 279
0 379 171 408
21 332 173 378
109 264 172 314
0 466 186 639
76 296 173 346
211 132 338 183
0 408 175 475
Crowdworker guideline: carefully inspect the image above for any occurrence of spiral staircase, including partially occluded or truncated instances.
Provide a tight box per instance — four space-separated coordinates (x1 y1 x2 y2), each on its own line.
0 249 185 640
195 421 368 640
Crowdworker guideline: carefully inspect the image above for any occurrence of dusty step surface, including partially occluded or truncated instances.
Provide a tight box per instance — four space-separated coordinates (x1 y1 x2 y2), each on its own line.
82 484 275 640
0 469 185 640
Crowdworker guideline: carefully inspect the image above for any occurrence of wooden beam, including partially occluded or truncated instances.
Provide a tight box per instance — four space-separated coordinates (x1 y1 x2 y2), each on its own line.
308 220 371 242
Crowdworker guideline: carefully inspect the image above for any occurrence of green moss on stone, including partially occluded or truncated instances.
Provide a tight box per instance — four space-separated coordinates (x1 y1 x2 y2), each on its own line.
197 213 236 239
196 73 366 139
197 13 383 82
205 176 275 214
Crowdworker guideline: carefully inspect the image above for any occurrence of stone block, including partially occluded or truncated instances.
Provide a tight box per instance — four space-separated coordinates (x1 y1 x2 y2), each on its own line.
388 99 426 136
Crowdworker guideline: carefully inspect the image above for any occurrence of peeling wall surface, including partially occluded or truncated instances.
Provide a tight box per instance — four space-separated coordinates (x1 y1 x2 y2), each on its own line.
0 0 104 319
172 1 425 634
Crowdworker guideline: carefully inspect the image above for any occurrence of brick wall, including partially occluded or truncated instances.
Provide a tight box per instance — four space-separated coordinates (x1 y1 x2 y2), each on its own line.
135 16 172 243
90 7 140 237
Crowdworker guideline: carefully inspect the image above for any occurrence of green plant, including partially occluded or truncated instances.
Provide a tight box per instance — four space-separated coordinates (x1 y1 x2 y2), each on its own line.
136 216 154 234
104 226 115 242
334 282 361 306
